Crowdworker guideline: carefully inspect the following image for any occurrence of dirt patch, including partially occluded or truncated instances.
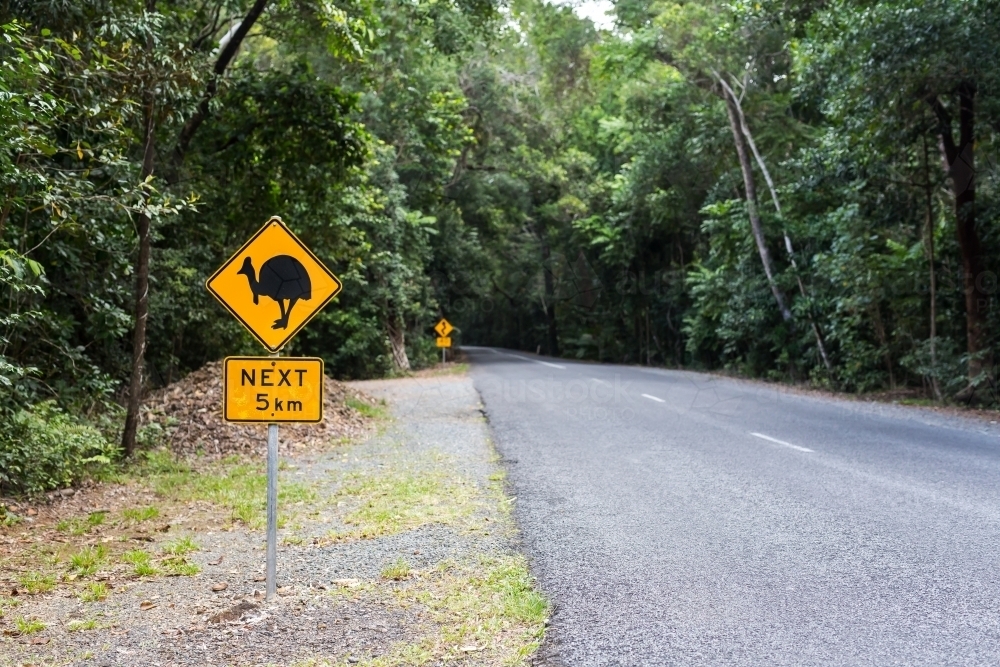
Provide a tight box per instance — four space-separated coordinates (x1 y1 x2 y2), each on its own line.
142 360 377 458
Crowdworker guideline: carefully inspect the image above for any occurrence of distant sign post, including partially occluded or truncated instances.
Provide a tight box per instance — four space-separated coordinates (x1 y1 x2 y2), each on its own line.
434 318 454 363
207 217 340 602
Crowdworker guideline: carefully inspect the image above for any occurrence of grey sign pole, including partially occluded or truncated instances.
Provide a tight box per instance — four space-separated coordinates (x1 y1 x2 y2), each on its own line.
266 353 279 601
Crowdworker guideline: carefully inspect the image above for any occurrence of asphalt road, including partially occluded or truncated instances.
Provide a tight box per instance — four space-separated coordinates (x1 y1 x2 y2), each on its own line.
468 347 1000 666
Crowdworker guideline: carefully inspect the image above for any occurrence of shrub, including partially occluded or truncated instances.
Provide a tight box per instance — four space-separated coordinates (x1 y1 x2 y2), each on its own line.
0 401 119 496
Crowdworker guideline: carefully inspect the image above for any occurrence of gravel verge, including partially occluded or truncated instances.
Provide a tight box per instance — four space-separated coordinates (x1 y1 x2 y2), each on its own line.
1 369 546 667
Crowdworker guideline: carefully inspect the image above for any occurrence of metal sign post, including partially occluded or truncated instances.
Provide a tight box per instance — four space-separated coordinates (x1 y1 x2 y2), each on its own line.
266 421 278 600
265 350 279 601
205 216 341 604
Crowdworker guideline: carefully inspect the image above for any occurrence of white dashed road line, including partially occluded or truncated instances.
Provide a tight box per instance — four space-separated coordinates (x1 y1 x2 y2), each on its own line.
641 393 665 403
508 354 566 369
750 432 814 453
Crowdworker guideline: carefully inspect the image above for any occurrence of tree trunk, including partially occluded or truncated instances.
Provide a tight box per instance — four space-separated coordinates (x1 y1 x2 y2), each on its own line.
721 90 791 322
387 314 410 371
540 235 560 356
121 2 158 457
717 74 833 372
922 133 942 400
175 0 270 161
930 85 990 390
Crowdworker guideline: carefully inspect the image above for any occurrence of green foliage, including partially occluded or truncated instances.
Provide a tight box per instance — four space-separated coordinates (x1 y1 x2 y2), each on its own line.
0 402 119 496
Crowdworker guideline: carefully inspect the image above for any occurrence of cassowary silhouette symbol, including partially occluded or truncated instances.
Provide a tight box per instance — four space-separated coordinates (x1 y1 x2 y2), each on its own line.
237 255 312 330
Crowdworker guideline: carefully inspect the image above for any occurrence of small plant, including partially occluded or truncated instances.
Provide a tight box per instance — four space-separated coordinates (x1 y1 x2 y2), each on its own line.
0 505 22 527
69 545 108 576
14 616 45 635
0 402 119 496
67 618 101 632
122 549 157 577
232 501 255 526
346 396 389 419
17 571 55 594
56 518 89 535
79 581 109 602
381 558 411 581
162 557 200 576
122 506 159 522
86 511 107 527
161 536 198 556
0 596 20 618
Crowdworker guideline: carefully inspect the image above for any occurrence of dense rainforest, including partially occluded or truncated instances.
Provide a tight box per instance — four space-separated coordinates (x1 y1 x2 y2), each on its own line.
2 0 1000 492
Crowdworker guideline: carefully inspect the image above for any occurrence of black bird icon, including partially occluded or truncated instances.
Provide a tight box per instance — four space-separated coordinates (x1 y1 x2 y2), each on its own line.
237 255 312 330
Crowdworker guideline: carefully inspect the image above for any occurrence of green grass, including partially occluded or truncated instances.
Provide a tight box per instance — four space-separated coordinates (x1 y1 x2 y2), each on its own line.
69 545 108 576
14 616 45 635
67 618 103 632
147 460 316 529
162 556 200 576
346 396 390 420
56 518 89 535
0 596 19 618
122 506 159 522
161 536 199 556
17 571 55 594
87 511 107 527
78 581 109 602
327 467 476 542
380 558 411 581
122 549 158 577
348 556 548 667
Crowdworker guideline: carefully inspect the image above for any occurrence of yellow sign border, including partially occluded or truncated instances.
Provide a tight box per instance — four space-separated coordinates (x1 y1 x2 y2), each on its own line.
222 356 325 423
206 217 343 352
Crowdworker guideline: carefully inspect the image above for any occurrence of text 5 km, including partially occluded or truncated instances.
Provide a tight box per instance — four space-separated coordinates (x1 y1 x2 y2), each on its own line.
252 393 305 412
223 357 324 423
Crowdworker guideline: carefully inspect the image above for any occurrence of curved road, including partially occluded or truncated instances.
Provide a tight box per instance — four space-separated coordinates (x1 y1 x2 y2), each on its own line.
468 347 1000 666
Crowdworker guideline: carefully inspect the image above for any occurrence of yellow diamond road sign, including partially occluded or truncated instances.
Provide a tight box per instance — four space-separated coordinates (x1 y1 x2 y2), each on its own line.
207 217 342 352
434 318 454 338
223 357 323 423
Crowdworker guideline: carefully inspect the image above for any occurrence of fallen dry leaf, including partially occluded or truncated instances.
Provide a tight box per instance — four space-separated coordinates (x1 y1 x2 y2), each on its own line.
30 636 50 645
140 600 156 611
211 582 228 592
332 578 361 588
209 555 224 566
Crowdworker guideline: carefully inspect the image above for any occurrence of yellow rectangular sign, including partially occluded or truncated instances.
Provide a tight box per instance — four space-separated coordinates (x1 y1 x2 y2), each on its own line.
436 337 452 348
223 357 323 423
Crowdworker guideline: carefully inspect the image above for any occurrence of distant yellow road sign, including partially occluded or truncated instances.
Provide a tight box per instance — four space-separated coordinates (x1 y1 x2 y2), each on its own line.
434 318 454 338
436 337 452 348
223 357 323 423
207 217 342 352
